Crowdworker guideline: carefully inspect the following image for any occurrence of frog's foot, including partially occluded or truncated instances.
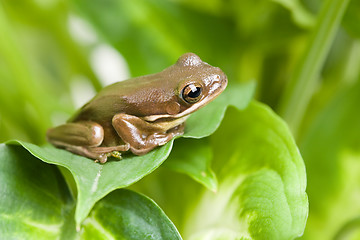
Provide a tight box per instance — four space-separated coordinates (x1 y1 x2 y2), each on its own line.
95 151 122 164
54 143 108 163
107 151 122 160
95 154 108 164
92 144 130 163
48 139 129 164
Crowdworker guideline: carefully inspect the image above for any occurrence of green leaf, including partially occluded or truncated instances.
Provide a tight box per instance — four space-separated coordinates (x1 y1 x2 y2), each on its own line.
81 189 181 240
132 101 308 239
0 144 76 240
0 143 181 239
190 102 308 239
6 140 174 227
164 138 218 192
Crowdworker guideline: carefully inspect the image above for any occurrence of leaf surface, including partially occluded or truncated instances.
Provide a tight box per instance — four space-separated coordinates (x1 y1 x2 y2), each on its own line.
132 101 308 239
6 140 173 226
81 190 181 240
189 102 308 239
0 144 76 240
164 139 217 191
0 143 181 239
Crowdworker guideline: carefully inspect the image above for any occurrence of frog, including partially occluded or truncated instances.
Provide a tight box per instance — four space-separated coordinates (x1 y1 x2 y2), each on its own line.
47 53 228 163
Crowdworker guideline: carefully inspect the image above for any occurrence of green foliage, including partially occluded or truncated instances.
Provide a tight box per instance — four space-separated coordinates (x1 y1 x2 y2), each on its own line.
0 0 359 239
278 0 351 135
6 139 174 227
0 81 309 238
300 81 360 239
0 144 181 239
134 102 307 239
4 82 255 227
1 98 308 239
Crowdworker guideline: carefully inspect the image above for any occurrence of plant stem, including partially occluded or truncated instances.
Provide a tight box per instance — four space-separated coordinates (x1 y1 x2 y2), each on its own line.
278 0 351 137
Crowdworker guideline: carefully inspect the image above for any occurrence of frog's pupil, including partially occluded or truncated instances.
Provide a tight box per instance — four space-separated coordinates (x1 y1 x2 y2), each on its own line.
188 86 201 98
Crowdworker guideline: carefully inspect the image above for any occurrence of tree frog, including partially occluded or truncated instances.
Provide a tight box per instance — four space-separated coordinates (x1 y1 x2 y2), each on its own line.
47 53 227 163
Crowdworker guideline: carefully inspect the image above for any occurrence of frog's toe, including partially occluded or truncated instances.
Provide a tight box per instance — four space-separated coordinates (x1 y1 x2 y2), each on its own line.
96 153 108 164
110 151 122 160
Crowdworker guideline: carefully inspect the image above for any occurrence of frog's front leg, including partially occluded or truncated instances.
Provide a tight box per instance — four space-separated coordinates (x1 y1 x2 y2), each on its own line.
112 113 184 155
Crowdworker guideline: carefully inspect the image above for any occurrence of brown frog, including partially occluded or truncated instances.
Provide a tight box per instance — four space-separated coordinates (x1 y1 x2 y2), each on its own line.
47 53 227 163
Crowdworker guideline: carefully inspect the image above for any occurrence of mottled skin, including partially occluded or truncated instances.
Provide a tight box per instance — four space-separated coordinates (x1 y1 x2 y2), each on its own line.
47 53 227 163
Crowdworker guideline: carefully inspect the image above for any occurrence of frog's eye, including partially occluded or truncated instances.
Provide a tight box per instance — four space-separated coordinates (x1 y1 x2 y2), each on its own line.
182 83 202 103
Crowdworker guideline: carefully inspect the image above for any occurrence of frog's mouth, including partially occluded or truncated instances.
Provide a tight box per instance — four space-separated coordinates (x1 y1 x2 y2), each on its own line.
143 77 227 122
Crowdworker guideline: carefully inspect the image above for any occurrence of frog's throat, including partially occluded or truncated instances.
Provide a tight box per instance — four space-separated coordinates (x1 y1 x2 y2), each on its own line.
142 103 199 122
143 115 189 132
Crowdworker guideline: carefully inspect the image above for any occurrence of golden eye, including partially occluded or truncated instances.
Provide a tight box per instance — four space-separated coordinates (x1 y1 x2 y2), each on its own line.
181 83 202 103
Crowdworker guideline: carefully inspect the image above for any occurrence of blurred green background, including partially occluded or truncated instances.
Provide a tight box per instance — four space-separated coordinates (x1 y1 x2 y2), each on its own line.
1 0 360 239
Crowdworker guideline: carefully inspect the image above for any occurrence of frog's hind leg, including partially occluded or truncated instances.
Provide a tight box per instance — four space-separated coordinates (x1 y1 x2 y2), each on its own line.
47 121 106 161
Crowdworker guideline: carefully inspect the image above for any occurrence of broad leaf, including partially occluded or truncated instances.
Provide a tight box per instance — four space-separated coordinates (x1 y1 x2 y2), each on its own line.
6 140 173 226
0 144 76 240
81 190 181 240
164 138 218 192
189 102 308 239
0 143 181 239
6 81 255 225
132 101 308 239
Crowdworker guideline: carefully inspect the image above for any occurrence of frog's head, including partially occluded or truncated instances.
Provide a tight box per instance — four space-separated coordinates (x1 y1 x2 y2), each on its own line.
144 53 227 121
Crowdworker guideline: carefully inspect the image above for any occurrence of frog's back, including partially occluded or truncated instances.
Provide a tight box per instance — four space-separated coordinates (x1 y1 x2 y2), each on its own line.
68 54 222 126
69 80 134 125
69 73 177 125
